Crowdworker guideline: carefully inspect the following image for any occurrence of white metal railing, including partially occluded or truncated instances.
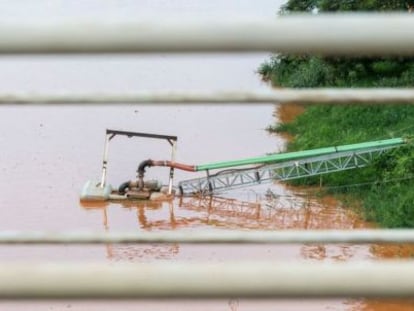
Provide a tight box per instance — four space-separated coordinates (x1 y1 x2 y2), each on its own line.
2 88 414 104
2 230 414 244
1 261 414 299
0 15 413 55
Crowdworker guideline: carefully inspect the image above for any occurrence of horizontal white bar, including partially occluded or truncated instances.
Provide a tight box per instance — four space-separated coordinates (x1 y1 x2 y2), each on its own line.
0 14 413 55
3 229 414 244
1 261 414 298
1 89 414 104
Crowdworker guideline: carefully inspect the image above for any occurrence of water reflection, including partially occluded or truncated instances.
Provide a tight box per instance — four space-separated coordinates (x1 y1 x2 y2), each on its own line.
179 192 366 231
81 190 371 263
371 244 414 259
105 243 180 262
179 196 262 225
82 191 366 232
82 187 414 310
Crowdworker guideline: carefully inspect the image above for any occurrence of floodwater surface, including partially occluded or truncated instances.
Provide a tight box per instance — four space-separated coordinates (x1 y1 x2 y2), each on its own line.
0 1 411 310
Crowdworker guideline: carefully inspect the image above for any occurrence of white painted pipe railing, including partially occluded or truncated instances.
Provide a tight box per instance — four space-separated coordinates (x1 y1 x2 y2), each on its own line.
0 14 413 55
1 261 414 299
1 88 414 104
3 230 414 244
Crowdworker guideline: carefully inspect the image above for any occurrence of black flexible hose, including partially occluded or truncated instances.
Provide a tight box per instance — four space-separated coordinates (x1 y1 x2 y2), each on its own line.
118 181 131 195
137 159 153 177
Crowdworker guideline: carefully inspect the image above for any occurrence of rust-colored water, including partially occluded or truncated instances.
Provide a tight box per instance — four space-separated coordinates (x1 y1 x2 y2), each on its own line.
0 1 412 310
277 103 306 124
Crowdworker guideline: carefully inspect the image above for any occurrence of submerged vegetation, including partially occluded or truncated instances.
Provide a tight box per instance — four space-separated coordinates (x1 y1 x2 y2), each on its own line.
261 0 414 228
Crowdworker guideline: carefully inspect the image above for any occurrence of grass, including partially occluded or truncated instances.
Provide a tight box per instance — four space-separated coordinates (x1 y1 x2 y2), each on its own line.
269 104 414 228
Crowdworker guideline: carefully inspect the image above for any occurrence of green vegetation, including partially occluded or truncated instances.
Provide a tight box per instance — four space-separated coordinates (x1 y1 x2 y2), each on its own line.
261 0 414 228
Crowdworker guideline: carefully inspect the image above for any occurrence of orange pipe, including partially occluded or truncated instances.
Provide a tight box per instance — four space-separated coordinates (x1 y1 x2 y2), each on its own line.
151 160 196 172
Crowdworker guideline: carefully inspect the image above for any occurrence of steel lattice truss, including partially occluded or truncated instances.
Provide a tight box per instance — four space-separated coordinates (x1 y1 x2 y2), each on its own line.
178 146 398 195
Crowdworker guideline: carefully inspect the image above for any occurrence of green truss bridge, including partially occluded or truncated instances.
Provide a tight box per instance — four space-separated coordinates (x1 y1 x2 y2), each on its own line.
178 137 408 195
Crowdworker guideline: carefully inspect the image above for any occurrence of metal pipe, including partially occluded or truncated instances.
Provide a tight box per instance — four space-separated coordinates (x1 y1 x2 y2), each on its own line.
3 229 414 244
195 138 405 171
2 261 414 299
2 89 414 104
0 15 413 55
99 134 111 187
150 160 196 172
168 141 177 195
138 138 405 178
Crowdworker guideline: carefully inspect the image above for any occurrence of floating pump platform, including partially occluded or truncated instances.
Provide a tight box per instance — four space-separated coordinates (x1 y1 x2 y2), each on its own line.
81 129 408 201
80 179 168 201
80 129 177 202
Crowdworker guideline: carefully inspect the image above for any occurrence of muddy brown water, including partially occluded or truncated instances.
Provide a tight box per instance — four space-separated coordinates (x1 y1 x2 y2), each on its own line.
1 72 410 311
0 1 412 310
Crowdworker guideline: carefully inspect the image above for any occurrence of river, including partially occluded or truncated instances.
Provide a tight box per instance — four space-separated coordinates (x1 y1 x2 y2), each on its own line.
0 1 411 310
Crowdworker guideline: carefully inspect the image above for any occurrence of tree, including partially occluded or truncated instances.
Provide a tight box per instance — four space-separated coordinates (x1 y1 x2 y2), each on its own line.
259 0 414 88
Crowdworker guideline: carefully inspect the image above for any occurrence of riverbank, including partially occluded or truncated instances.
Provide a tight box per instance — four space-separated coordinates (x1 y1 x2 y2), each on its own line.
269 103 414 228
